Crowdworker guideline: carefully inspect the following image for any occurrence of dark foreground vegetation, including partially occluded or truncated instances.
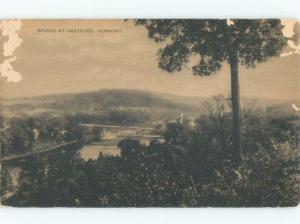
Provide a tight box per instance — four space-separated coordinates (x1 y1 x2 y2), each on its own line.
1 98 299 207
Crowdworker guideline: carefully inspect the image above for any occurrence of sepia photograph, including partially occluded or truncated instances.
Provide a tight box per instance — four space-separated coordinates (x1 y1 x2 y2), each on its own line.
0 19 299 207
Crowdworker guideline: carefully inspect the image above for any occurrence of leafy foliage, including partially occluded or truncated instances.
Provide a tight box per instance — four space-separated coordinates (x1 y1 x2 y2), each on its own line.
1 168 13 197
3 97 299 207
135 19 287 75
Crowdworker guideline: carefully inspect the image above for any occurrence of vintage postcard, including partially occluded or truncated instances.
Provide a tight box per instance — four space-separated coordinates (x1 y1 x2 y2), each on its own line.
0 19 299 207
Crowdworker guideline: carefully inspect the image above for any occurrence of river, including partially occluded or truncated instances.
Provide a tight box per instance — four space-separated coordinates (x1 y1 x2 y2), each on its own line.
2 135 156 196
80 143 120 160
79 136 154 161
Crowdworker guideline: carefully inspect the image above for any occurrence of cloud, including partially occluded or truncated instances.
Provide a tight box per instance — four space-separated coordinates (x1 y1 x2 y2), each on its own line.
0 19 23 83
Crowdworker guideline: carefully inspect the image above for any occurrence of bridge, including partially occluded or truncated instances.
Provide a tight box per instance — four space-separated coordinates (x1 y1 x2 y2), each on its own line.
79 123 161 140
1 124 160 163
79 123 155 130
0 140 78 164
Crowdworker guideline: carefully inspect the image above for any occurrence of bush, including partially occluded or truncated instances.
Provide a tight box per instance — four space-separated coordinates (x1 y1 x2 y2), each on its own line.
3 97 299 207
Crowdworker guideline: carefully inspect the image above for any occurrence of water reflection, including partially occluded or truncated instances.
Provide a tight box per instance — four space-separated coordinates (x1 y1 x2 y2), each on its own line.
79 137 152 161
80 144 120 161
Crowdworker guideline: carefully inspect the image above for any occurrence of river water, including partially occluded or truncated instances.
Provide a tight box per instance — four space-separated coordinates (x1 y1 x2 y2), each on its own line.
79 144 120 160
3 135 155 195
79 136 153 161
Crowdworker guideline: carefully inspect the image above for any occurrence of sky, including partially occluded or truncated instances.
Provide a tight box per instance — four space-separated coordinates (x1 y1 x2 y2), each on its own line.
0 19 299 100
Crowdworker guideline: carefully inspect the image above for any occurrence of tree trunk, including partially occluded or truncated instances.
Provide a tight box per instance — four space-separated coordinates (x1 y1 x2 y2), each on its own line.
229 53 242 161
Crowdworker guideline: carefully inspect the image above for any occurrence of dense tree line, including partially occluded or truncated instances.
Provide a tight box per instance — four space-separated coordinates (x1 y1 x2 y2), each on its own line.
2 98 299 207
1 114 84 156
135 19 289 161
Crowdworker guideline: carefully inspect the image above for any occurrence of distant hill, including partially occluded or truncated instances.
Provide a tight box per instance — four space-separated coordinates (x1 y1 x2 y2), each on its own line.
3 89 298 118
3 89 202 117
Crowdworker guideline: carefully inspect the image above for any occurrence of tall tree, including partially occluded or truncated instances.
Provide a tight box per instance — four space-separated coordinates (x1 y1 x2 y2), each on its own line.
136 19 287 160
